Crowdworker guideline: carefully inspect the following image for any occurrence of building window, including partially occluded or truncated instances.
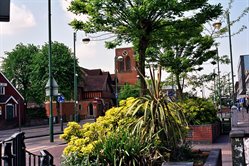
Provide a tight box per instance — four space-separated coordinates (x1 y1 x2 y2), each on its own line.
0 86 5 95
79 104 82 110
118 60 124 72
125 56 131 71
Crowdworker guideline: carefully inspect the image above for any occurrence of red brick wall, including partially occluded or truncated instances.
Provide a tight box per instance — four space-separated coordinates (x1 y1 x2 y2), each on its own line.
45 100 104 121
186 122 221 144
115 47 138 85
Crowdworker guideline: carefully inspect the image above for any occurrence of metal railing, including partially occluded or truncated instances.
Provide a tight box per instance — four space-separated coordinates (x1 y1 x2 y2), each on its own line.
0 132 54 166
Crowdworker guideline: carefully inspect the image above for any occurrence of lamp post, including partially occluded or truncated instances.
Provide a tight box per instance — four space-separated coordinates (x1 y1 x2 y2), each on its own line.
227 12 235 104
47 0 53 142
73 32 78 122
215 45 222 112
213 21 222 111
213 12 235 104
71 34 90 122
114 55 123 107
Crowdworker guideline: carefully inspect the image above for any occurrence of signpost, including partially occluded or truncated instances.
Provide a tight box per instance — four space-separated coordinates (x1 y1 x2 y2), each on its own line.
57 95 65 131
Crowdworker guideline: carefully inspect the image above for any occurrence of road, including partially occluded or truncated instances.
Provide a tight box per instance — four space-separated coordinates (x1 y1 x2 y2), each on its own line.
25 135 66 165
0 119 95 166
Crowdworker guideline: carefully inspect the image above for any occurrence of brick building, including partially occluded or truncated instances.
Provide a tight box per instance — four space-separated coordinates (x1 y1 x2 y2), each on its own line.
114 47 138 85
45 68 115 121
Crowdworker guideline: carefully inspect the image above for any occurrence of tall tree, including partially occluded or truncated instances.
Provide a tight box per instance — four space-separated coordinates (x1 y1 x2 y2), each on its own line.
30 41 79 104
148 20 222 98
2 43 39 105
2 42 79 105
68 0 222 96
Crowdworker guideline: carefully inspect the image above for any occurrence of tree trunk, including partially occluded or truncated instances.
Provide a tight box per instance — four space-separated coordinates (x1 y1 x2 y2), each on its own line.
175 74 183 99
138 36 149 96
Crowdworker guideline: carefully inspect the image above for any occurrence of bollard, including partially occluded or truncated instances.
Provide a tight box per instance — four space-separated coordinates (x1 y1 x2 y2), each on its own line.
40 150 55 166
231 105 238 127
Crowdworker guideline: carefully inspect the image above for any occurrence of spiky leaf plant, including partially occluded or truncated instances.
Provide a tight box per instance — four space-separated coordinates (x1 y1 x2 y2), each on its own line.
127 65 188 150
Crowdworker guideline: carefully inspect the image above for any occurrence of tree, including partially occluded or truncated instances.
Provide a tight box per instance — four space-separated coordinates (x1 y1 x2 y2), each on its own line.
2 43 39 105
148 21 221 98
30 41 79 104
118 83 140 101
2 42 79 105
68 0 222 96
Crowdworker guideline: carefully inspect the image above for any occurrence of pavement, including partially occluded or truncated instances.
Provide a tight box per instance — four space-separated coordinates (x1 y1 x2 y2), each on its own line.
193 107 249 166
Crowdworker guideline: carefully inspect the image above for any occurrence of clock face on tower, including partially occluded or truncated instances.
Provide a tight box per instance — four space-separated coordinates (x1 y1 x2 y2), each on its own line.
122 50 128 56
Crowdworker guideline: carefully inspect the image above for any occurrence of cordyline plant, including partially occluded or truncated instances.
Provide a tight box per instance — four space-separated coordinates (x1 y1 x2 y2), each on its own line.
127 65 188 150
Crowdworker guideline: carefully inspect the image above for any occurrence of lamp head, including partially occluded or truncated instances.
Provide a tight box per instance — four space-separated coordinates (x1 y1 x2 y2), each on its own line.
116 55 123 62
213 22 222 30
82 37 90 44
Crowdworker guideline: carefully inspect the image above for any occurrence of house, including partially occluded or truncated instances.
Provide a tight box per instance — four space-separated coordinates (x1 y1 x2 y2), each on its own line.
44 68 116 121
0 72 25 129
78 68 115 119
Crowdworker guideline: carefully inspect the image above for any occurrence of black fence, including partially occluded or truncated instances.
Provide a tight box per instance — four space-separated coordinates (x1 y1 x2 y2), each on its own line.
0 132 54 166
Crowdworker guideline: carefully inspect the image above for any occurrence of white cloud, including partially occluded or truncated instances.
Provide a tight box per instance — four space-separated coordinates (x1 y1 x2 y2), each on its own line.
0 3 36 35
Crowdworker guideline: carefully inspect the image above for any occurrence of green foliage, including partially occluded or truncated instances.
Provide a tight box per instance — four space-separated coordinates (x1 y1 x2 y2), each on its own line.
179 98 219 125
126 66 188 150
26 107 47 119
68 0 222 95
118 83 140 101
2 43 39 104
60 98 137 156
2 42 79 105
93 129 163 165
30 41 79 104
60 93 187 165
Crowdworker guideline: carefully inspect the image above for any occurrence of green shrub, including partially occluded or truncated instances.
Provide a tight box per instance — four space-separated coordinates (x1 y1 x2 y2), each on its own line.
93 129 164 165
60 97 137 157
179 98 219 125
26 107 47 119
118 83 140 101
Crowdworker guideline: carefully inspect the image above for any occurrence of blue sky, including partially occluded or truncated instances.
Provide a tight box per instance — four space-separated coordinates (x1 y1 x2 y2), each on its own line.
0 0 248 89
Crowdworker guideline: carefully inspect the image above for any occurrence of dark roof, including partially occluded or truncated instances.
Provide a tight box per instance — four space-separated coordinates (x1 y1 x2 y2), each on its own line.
0 95 11 103
83 75 108 91
81 68 102 76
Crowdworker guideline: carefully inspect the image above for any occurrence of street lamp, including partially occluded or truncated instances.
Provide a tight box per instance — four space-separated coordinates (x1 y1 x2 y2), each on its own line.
213 23 222 111
215 44 222 112
73 32 78 122
213 12 235 104
47 0 53 142
114 55 123 107
227 12 235 104
73 33 90 122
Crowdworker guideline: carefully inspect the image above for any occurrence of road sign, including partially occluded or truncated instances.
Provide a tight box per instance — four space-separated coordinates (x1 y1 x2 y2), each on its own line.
57 95 65 103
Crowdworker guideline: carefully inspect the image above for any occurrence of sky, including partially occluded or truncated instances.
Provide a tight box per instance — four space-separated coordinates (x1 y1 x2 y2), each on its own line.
0 0 248 97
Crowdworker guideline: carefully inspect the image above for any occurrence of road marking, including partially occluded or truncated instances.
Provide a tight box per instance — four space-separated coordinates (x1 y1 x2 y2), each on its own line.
27 144 66 153
27 146 48 152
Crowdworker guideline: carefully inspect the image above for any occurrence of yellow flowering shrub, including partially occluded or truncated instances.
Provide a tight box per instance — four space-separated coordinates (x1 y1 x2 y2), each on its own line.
60 122 82 142
61 97 137 157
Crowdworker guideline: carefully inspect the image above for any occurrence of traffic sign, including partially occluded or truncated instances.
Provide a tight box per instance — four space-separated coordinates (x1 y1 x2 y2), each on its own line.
57 95 65 103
